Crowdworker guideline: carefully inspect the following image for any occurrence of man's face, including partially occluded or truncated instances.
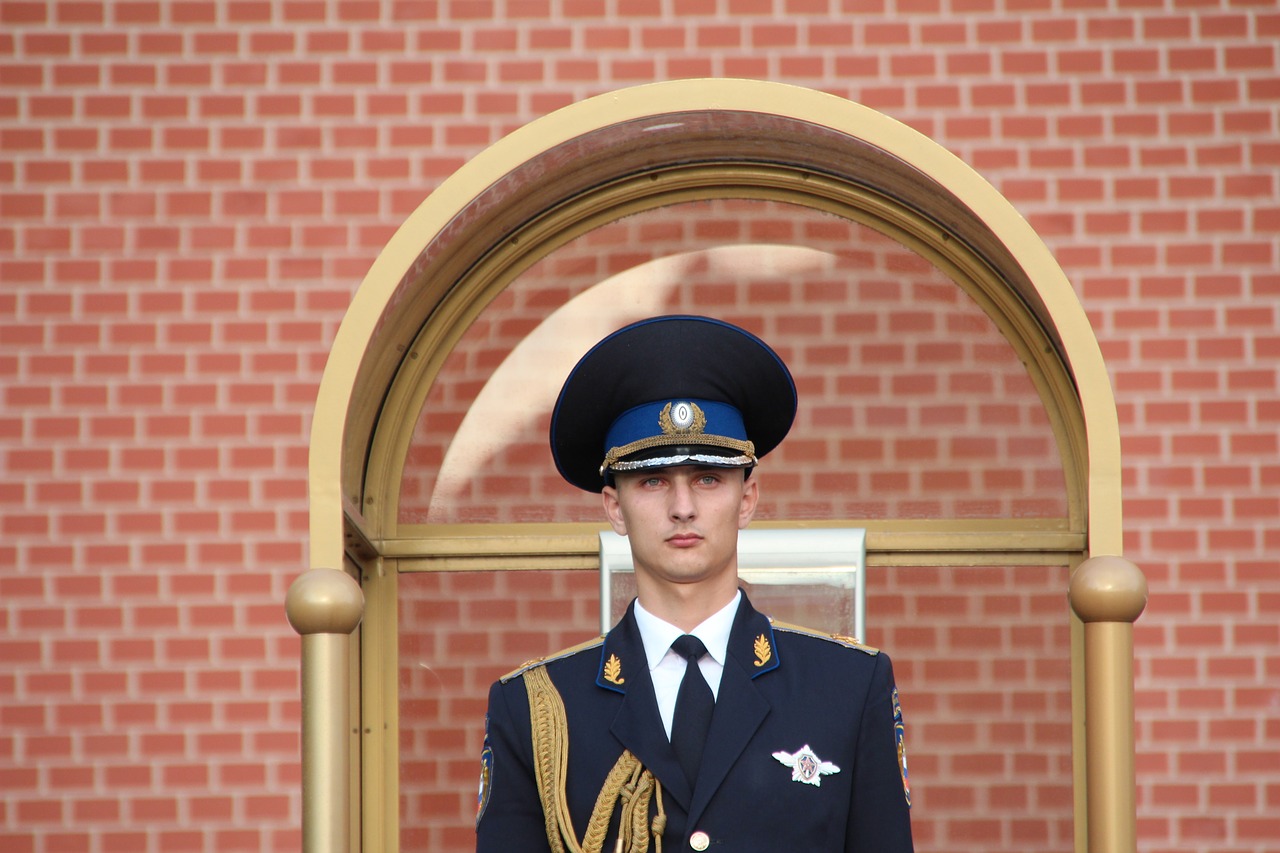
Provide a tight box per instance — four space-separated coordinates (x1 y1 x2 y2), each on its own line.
601 465 759 594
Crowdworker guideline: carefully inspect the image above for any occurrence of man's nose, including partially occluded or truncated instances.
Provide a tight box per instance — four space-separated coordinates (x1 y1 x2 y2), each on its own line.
668 478 696 520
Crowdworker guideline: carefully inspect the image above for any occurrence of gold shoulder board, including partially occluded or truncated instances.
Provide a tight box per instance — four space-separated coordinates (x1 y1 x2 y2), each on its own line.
769 619 879 655
499 635 606 683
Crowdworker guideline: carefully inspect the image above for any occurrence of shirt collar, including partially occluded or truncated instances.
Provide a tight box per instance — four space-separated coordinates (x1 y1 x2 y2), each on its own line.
633 589 741 671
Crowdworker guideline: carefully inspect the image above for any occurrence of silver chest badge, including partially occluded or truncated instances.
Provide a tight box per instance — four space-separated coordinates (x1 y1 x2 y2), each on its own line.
773 744 840 786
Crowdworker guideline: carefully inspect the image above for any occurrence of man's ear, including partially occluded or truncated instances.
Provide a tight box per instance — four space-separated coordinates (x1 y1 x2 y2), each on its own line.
737 473 760 530
601 485 628 536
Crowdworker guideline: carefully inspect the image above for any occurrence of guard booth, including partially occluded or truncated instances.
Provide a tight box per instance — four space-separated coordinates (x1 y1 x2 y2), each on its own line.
285 79 1146 853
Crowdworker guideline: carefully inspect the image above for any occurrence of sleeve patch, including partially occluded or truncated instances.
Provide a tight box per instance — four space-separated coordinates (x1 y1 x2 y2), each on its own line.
893 686 910 808
476 715 494 828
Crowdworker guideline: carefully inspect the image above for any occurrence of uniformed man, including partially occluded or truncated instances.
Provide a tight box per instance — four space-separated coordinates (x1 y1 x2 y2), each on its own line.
476 315 914 852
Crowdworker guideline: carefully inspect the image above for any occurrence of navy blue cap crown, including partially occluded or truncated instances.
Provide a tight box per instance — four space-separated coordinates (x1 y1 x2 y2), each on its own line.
550 315 797 493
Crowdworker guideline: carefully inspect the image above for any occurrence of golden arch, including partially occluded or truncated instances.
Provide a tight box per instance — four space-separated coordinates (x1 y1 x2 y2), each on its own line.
297 79 1144 853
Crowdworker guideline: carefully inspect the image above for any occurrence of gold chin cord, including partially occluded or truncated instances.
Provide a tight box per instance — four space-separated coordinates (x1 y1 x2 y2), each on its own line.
524 666 666 853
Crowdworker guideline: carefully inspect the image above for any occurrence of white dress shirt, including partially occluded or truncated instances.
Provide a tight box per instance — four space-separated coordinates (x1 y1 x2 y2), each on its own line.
633 590 741 740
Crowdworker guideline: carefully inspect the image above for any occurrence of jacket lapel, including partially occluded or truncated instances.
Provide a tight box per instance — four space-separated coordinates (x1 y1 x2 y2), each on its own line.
598 603 694 808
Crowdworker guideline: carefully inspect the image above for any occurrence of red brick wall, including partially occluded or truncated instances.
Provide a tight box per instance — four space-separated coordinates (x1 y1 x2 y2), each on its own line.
3 3 1278 852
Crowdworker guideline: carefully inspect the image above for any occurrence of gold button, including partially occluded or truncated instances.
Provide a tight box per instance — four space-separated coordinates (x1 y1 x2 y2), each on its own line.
689 830 710 851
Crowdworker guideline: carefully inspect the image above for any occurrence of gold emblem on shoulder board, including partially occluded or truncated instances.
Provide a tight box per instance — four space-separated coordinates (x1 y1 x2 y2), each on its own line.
603 653 625 685
753 633 772 667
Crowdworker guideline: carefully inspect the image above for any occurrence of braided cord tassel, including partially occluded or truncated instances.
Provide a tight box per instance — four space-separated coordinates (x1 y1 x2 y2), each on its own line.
523 667 665 853
583 751 640 852
525 667 578 853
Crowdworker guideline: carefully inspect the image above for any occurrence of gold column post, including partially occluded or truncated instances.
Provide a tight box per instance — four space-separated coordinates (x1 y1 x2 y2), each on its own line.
1068 555 1148 853
286 569 365 853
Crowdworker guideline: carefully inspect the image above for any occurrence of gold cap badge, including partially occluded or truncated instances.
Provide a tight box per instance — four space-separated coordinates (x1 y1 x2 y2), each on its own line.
659 400 706 435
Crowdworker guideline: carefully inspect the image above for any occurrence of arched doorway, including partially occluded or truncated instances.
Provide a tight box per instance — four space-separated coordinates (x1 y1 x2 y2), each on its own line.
300 79 1140 853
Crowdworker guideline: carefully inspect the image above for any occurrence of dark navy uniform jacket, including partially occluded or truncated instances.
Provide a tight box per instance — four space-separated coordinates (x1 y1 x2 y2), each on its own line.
476 593 914 852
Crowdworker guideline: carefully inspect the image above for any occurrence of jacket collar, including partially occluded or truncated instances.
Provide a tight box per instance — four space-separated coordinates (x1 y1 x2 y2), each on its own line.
596 591 779 694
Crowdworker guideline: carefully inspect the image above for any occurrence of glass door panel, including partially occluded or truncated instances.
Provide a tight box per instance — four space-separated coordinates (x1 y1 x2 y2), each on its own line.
397 200 1067 528
398 569 600 851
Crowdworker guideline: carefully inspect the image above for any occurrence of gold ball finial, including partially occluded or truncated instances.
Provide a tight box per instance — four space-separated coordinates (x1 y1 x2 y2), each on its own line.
1069 555 1148 624
286 568 365 635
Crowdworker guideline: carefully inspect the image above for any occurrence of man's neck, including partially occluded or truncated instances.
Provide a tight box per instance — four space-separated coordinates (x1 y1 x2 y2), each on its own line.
634 575 741 633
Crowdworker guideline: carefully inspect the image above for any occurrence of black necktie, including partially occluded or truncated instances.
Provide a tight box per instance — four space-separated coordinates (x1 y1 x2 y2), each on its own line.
670 634 714 785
